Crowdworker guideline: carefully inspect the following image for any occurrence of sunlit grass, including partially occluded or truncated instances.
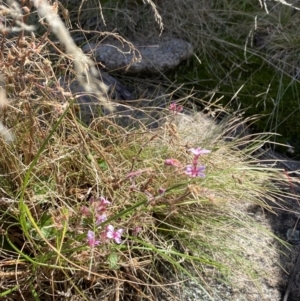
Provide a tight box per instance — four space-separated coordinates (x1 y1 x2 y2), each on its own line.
0 97 295 299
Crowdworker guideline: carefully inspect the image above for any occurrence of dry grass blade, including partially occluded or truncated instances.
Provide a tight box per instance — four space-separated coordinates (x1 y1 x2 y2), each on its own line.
0 74 13 142
32 0 111 110
143 0 164 34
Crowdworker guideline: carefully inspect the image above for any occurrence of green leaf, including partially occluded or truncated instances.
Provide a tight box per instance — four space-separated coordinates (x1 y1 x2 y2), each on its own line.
107 252 120 270
98 159 108 170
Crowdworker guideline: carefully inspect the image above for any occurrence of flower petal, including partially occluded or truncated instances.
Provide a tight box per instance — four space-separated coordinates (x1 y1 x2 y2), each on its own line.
117 229 124 235
96 214 107 224
189 147 211 156
87 230 100 247
99 197 111 205
87 230 95 240
106 225 114 239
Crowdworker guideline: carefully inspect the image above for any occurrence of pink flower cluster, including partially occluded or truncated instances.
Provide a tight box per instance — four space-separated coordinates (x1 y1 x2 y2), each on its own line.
185 147 211 178
81 196 110 225
169 102 183 114
82 196 124 247
106 225 124 244
87 225 124 247
87 230 100 247
164 147 211 178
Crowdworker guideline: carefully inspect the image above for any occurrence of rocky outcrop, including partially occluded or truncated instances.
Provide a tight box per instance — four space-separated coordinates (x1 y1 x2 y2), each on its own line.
83 36 193 75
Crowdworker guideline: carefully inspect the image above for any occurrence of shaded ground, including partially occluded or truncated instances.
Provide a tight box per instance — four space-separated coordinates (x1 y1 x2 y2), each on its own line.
240 150 300 301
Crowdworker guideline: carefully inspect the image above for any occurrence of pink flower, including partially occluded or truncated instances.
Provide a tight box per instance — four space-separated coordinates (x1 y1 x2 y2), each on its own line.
90 196 111 215
106 225 124 244
87 230 100 247
99 197 111 206
188 147 211 157
96 213 107 224
81 205 90 216
185 165 206 178
158 187 166 194
169 103 183 113
133 226 142 235
90 196 111 206
164 158 182 167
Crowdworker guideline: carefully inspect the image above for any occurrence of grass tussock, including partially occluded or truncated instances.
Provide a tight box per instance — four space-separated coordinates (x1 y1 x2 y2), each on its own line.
0 100 295 300
0 1 298 300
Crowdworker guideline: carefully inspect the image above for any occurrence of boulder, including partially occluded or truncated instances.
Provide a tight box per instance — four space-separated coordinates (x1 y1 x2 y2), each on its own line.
83 36 193 75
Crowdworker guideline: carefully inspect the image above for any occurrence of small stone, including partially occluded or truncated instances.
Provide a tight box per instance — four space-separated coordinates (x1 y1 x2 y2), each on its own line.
287 229 300 241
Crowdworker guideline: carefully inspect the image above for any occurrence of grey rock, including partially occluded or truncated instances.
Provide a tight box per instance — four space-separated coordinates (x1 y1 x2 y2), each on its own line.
287 229 300 243
59 70 165 128
83 36 193 74
66 68 133 101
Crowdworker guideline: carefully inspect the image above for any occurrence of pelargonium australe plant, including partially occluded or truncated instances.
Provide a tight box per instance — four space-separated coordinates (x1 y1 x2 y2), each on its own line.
165 146 211 178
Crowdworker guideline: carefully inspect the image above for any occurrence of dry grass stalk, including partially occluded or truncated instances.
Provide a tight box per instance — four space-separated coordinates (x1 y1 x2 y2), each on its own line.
33 0 111 110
